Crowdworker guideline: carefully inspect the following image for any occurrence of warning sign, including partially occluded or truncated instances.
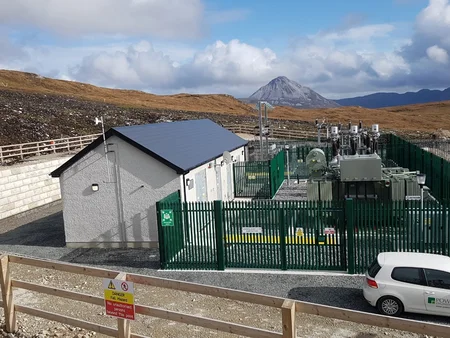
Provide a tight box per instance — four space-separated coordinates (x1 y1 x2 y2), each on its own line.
103 279 135 320
324 227 336 235
107 280 116 290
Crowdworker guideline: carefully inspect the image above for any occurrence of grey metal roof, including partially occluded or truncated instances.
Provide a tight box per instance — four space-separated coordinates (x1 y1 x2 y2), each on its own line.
112 119 248 173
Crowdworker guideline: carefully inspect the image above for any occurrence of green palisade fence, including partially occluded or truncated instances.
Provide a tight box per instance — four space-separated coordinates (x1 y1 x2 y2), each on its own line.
389 134 450 201
270 150 285 197
350 199 450 274
158 195 450 273
233 150 286 199
158 197 348 271
233 161 271 199
156 191 183 269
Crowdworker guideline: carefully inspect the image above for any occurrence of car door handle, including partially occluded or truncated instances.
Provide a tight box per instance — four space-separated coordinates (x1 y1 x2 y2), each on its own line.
424 291 435 295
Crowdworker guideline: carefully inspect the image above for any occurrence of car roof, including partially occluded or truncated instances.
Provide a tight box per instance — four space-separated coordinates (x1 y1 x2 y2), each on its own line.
378 252 450 272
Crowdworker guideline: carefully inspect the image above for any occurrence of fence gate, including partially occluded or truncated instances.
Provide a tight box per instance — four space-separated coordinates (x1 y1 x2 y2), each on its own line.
222 200 347 271
284 201 346 271
223 201 282 269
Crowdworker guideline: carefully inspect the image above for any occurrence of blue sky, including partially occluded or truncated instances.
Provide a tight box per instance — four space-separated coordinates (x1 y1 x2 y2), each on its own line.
0 0 449 99
207 0 422 46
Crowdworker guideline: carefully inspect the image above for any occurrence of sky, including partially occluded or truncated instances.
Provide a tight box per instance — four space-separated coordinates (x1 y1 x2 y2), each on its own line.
0 0 449 99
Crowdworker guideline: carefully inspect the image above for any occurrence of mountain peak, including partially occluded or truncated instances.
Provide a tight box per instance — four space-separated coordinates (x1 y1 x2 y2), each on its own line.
248 76 339 109
271 76 290 82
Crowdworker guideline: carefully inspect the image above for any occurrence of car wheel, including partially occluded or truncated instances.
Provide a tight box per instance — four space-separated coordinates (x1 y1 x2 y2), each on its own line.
377 296 404 317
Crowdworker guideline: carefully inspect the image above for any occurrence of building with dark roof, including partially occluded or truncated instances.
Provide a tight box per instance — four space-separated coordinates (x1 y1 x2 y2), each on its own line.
51 119 248 248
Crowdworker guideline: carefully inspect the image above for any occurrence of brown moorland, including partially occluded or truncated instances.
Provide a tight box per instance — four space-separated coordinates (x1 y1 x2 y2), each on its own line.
1 69 449 139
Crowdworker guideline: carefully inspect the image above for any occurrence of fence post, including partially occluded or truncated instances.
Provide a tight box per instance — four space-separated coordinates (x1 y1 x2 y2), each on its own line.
0 146 3 164
279 205 287 271
346 198 356 274
19 145 23 160
441 158 445 200
115 272 131 338
443 202 448 256
0 256 17 332
214 200 225 271
268 159 273 198
281 299 296 338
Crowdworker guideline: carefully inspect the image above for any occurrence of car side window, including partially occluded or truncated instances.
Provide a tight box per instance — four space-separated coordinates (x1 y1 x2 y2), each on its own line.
391 267 426 286
424 269 450 290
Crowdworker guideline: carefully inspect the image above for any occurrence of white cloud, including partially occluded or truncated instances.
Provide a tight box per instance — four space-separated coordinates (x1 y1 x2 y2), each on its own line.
415 0 450 41
2 0 450 99
318 24 395 42
426 45 449 63
70 42 177 89
0 0 205 39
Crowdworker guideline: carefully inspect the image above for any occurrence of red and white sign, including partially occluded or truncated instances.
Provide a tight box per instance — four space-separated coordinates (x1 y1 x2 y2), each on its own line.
103 279 135 320
324 227 336 235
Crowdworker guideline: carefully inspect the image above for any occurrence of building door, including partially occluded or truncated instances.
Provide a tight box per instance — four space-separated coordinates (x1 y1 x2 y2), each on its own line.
216 166 222 200
195 169 208 201
227 163 233 200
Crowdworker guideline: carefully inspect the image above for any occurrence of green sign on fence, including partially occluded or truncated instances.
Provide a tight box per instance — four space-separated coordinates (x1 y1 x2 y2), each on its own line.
161 209 174 226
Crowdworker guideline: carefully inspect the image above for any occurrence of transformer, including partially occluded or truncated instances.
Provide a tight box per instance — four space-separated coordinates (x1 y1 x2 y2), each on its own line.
307 120 422 201
306 148 327 178
340 154 382 182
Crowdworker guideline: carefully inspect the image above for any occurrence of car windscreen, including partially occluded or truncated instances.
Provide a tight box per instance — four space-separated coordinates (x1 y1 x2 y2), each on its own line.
368 258 382 278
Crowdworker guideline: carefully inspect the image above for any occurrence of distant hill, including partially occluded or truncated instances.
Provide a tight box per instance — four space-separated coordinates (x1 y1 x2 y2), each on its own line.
248 76 340 108
0 69 449 145
335 87 450 108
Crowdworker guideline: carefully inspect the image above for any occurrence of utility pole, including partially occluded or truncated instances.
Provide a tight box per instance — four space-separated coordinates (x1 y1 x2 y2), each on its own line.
258 102 263 159
256 101 274 160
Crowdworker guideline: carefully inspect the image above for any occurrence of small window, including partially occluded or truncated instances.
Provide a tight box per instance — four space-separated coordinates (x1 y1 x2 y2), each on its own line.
391 267 426 286
367 259 382 278
424 269 450 290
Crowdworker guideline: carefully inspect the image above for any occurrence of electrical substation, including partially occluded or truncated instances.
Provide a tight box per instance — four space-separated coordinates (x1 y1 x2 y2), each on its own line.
306 120 424 202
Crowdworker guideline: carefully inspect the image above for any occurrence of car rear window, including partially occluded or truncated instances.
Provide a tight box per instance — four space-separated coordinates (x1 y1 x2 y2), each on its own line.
368 259 382 278
391 267 426 286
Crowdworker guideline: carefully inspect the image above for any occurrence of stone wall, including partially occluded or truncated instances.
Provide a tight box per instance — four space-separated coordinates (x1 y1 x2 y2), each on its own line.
0 156 71 219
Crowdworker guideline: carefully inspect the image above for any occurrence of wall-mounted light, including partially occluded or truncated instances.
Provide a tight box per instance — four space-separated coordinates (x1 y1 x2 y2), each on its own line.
186 178 194 190
91 184 99 192
220 160 225 166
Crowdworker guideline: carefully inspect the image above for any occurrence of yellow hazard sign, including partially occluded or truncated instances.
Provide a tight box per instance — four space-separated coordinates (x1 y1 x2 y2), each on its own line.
104 289 134 304
103 279 135 320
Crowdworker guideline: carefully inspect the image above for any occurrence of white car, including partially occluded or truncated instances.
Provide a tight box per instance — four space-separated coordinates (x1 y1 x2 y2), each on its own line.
363 252 450 317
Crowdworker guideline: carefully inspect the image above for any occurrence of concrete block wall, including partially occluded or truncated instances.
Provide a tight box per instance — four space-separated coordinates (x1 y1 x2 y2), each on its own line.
0 156 71 219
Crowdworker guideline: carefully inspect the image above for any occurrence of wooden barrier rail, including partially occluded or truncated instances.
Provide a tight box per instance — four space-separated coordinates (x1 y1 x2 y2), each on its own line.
0 254 449 337
0 134 102 164
0 124 316 165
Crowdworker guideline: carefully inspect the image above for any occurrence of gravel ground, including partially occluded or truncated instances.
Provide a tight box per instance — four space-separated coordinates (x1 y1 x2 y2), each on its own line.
0 202 448 337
